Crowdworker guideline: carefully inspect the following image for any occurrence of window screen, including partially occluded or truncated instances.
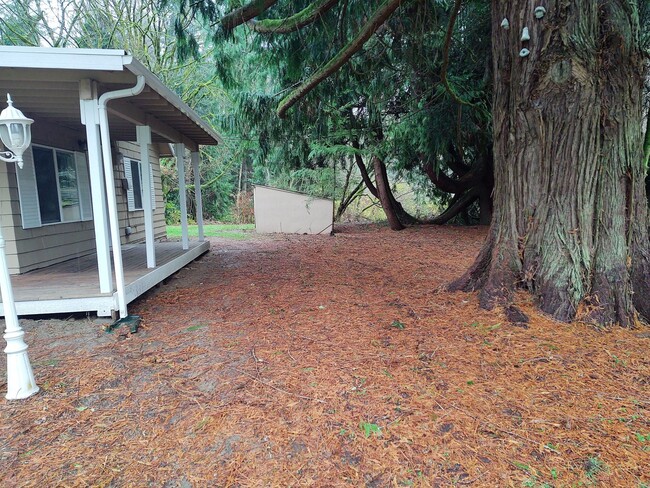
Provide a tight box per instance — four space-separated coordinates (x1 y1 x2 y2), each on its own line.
57 150 81 222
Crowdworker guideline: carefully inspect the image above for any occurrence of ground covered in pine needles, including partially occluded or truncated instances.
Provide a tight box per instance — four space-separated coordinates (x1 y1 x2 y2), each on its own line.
1 224 649 487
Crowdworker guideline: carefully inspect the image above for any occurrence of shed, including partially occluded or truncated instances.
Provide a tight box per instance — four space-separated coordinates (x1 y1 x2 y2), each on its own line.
253 185 333 235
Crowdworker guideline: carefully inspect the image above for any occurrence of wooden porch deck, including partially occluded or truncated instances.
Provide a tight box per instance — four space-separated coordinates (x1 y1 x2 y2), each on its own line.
0 240 210 317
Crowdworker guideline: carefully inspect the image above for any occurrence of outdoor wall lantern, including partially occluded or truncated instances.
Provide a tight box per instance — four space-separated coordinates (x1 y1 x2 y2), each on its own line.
0 93 39 400
0 94 33 169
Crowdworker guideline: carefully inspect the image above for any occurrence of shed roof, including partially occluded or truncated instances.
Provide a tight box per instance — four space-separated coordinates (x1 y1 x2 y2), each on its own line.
0 46 221 150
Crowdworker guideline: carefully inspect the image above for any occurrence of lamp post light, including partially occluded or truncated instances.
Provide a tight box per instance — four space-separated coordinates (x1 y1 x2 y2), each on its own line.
0 94 38 400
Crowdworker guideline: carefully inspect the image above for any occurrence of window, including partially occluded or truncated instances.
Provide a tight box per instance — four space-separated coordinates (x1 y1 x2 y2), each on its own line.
130 159 143 210
16 145 92 228
33 146 61 224
57 151 82 222
124 157 155 212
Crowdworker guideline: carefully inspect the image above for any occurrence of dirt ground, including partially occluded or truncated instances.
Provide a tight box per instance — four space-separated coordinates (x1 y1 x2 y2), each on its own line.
0 224 648 487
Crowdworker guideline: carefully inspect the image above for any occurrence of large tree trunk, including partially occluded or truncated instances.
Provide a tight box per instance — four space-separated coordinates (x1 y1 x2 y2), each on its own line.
373 156 405 230
450 0 650 326
353 144 415 229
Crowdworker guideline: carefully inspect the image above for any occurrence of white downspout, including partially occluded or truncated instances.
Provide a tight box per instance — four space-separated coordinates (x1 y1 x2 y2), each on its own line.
97 75 146 318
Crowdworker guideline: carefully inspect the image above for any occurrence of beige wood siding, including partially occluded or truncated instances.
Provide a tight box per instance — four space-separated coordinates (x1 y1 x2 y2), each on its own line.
0 160 22 273
2 162 96 274
1 122 97 274
113 141 166 245
1 120 167 275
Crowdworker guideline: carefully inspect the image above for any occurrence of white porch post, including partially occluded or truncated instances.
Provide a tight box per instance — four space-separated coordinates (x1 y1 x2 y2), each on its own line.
191 151 204 242
175 143 189 250
97 76 146 318
80 83 113 293
137 126 155 268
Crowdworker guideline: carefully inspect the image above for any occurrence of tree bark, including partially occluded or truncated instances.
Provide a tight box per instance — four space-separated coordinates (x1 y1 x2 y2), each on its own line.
252 0 338 34
450 0 650 326
429 189 479 225
424 144 493 225
221 0 279 34
373 156 404 230
353 141 417 227
352 141 379 198
643 109 650 207
643 105 650 169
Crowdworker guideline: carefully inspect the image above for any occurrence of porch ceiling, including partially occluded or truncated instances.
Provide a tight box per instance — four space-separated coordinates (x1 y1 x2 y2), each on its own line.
0 47 221 149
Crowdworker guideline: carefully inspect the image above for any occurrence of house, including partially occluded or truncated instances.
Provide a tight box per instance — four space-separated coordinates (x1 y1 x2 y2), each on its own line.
0 46 221 319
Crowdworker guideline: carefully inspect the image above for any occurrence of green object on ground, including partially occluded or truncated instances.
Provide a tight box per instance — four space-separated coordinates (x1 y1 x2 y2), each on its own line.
106 315 141 334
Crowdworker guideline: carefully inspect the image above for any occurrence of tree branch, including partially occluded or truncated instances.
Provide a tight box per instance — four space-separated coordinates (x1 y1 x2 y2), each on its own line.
373 155 404 230
252 0 338 34
336 179 365 220
423 160 479 194
351 140 379 197
429 188 479 225
221 0 279 34
277 0 408 118
440 0 474 107
643 104 650 171
447 142 472 175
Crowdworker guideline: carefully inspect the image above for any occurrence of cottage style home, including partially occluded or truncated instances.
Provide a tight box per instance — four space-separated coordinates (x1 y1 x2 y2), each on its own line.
0 46 220 319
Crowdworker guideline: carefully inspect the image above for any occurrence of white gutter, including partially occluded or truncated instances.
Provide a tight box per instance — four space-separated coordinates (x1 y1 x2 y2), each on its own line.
97 75 146 318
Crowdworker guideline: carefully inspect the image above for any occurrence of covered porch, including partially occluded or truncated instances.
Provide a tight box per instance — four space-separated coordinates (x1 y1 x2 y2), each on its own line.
0 46 222 319
0 240 209 317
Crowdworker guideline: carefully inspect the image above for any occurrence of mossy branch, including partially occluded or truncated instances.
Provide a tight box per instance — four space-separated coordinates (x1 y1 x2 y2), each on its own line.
221 0 279 34
252 0 339 34
277 0 408 118
643 108 650 171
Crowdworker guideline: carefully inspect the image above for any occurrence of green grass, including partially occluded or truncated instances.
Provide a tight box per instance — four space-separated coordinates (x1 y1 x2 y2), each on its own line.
166 224 254 240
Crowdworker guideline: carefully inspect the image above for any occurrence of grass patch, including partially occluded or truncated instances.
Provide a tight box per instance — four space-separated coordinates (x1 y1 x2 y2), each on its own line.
166 224 254 240
186 324 207 332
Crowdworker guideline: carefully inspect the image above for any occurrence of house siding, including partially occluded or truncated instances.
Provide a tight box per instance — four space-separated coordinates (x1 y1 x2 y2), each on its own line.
113 141 166 245
1 122 167 274
2 122 96 274
1 165 96 275
0 161 23 273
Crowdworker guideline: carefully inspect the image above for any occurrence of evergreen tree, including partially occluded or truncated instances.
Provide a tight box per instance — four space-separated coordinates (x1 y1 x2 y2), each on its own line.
169 0 650 326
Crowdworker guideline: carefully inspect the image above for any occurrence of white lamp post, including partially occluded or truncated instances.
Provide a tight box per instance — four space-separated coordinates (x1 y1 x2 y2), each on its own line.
0 94 38 400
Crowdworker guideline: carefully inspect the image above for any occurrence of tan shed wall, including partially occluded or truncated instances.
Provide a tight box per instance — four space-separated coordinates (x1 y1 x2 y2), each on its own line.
254 186 333 235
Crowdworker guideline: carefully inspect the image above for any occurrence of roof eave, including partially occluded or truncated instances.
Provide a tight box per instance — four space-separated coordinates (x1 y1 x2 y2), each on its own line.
123 56 223 145
0 46 222 146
